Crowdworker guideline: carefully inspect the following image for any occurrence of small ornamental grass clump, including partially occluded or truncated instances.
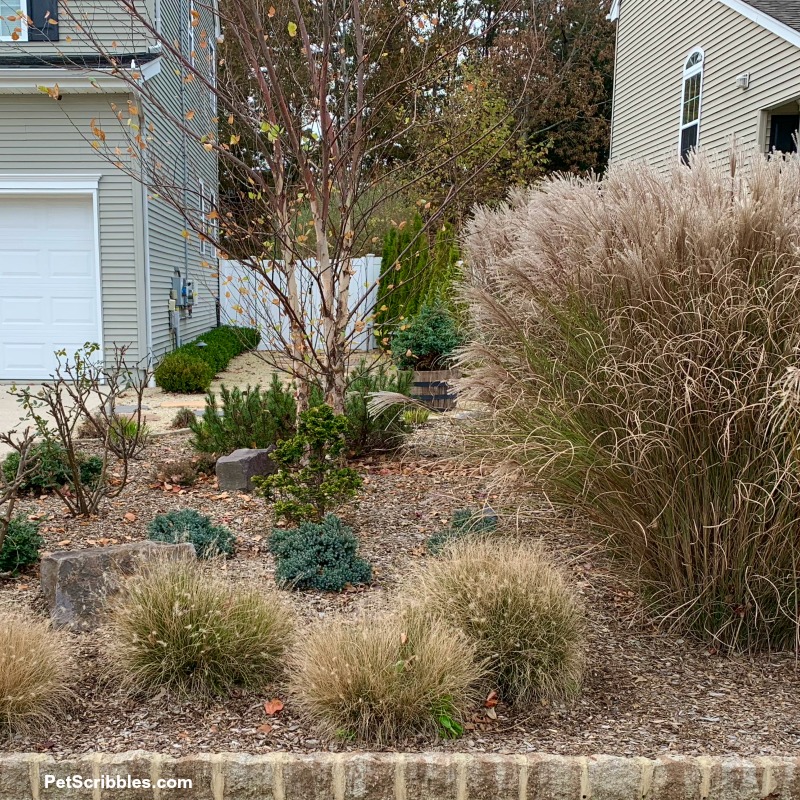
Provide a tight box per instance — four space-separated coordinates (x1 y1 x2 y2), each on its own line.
404 538 585 706
0 517 44 574
0 612 74 736
147 509 235 558
269 514 372 592
106 560 293 698
292 612 482 744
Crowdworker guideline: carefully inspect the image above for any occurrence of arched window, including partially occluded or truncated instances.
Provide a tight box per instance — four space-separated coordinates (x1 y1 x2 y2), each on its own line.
679 48 704 164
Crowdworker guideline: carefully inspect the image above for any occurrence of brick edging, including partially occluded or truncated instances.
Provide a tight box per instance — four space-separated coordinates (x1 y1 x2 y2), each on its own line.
0 751 798 799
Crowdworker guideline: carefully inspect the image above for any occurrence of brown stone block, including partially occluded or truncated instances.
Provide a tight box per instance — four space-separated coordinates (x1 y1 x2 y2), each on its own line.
0 754 37 800
220 754 280 800
650 756 702 800
157 753 218 800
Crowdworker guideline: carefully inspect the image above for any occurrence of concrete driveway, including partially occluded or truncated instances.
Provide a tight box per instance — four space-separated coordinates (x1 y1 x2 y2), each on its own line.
0 384 105 458
0 385 33 457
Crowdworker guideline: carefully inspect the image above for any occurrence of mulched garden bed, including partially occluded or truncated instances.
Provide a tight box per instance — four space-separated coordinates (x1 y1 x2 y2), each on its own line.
1 431 798 758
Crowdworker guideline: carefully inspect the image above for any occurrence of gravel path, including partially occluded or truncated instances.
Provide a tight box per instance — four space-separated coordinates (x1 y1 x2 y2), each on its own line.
1 432 798 757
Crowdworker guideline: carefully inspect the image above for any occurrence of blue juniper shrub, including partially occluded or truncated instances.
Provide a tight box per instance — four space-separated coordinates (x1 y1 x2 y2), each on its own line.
268 514 372 592
147 509 235 559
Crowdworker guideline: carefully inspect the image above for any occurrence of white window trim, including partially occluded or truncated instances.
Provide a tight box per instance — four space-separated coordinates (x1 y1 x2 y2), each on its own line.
208 40 217 115
678 47 705 162
0 0 28 41
188 0 196 66
209 189 218 256
199 178 210 256
0 174 104 359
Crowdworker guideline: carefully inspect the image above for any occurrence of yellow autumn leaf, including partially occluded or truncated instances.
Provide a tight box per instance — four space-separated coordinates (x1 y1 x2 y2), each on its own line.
287 21 297 36
230 134 240 145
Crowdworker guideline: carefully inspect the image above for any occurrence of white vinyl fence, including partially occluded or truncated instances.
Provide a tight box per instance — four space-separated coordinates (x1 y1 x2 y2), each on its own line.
219 256 382 351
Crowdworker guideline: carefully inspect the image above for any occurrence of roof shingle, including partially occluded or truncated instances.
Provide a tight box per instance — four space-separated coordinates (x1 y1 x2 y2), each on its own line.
743 0 800 32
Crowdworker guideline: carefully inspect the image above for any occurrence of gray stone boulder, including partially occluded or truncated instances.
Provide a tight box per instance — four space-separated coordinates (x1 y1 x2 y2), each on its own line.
40 541 196 631
215 447 276 492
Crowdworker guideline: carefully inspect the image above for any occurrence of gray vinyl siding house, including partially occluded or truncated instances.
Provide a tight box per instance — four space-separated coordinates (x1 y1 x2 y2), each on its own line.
609 0 800 169
0 0 218 380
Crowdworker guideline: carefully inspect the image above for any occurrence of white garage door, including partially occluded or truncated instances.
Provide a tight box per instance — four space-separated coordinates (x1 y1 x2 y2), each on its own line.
0 194 101 380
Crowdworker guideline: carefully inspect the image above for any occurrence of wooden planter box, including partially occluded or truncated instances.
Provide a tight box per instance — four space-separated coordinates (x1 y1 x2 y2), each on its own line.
410 369 460 411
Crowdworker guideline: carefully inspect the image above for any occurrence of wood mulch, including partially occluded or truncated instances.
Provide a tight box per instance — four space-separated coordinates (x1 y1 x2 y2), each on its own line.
0 430 798 758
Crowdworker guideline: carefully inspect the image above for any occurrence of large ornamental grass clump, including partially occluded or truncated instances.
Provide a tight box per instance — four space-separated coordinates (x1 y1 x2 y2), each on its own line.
461 153 800 653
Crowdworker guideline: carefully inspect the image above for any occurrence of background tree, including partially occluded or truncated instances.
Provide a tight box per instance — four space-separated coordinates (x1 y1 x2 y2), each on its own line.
57 0 614 413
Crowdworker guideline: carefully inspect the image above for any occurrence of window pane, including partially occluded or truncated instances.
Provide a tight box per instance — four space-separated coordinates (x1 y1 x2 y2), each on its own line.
682 74 701 125
0 0 21 38
681 123 699 164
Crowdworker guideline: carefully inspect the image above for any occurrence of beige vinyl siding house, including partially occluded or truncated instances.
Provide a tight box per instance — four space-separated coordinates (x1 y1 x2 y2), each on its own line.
609 0 800 169
0 0 219 380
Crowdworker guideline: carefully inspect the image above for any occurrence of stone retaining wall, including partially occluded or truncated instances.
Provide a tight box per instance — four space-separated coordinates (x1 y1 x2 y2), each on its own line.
1 752 798 799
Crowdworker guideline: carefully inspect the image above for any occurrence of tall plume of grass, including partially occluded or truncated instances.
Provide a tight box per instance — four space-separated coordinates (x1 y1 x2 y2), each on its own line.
460 153 800 653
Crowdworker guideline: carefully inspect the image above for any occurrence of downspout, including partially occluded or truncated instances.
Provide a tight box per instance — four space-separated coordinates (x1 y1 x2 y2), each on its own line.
179 0 190 340
134 78 155 382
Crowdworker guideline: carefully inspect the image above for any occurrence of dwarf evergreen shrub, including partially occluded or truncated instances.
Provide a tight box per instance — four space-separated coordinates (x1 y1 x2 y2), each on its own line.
191 375 296 453
254 405 362 523
147 509 235 558
0 517 43 574
269 514 371 592
426 507 498 555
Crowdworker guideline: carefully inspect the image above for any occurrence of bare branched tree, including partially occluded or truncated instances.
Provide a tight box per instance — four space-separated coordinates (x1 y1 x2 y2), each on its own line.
43 0 599 412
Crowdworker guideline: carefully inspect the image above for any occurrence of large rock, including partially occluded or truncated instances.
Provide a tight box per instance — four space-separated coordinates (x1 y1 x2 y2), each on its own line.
40 541 196 631
216 447 276 492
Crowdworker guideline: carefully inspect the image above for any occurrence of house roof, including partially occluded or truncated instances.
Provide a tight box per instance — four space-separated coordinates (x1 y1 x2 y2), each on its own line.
611 1 800 49
742 0 800 31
